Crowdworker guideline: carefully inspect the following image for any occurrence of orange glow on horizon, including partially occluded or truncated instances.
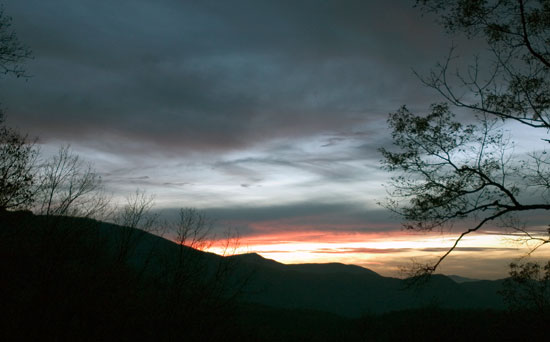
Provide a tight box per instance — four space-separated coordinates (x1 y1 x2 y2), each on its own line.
205 229 550 279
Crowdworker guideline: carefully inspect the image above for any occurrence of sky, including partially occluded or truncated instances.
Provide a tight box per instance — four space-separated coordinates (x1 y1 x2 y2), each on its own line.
2 0 549 279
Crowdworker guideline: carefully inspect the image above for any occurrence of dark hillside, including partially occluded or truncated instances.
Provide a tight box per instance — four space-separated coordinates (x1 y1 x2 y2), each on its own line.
2 211 542 341
230 254 505 317
0 211 241 341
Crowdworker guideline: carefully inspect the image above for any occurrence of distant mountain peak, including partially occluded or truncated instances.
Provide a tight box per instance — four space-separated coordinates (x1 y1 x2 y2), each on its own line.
227 253 283 267
227 254 381 277
446 275 481 283
234 252 265 259
287 262 381 277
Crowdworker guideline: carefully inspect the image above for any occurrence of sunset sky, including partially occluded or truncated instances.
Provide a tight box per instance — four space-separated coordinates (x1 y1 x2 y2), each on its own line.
2 0 549 279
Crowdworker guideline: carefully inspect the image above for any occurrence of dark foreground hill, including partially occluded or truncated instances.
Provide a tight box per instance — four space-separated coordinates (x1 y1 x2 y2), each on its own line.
229 253 505 317
0 211 240 341
1 211 547 341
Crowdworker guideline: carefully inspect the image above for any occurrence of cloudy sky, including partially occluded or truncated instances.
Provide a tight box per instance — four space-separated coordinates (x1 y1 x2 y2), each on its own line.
2 0 548 278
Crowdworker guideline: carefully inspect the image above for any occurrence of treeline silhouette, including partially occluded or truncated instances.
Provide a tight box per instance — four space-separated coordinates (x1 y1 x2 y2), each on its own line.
0 118 548 340
2 209 550 341
0 210 246 341
1 3 549 340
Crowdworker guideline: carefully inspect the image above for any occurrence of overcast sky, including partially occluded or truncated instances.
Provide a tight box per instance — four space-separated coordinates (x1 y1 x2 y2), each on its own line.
2 0 547 278
1 0 446 215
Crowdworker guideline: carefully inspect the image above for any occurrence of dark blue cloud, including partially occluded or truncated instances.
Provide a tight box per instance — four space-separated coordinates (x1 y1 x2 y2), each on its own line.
1 0 449 154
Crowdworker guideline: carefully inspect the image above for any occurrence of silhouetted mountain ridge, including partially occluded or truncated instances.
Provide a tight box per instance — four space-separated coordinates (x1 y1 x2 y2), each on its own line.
229 253 381 277
225 249 506 317
447 274 482 283
91 217 508 317
1 212 507 319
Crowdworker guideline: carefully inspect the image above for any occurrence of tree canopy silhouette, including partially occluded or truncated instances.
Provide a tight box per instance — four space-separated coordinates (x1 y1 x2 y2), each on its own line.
0 5 34 211
0 124 37 210
381 0 550 275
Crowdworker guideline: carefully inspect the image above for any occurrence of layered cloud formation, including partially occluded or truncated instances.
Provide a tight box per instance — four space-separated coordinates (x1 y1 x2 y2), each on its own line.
2 0 547 278
2 0 450 224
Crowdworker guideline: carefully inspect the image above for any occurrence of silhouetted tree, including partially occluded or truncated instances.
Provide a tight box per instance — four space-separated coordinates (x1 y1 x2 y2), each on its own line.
165 207 241 303
111 189 157 264
0 124 37 211
0 5 35 211
0 5 31 78
155 207 244 341
381 0 550 275
35 145 109 218
502 261 550 314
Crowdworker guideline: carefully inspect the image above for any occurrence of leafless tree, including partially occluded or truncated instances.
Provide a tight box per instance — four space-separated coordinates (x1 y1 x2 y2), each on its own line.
167 208 241 293
111 189 158 263
35 145 109 218
0 5 31 78
113 190 157 230
0 5 34 211
156 207 245 338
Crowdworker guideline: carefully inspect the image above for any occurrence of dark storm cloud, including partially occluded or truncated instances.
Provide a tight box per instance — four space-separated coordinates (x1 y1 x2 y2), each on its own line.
202 201 375 222
159 201 402 237
1 0 449 154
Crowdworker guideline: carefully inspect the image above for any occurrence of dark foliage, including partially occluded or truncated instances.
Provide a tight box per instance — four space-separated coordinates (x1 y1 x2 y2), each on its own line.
382 0 550 275
359 307 548 341
501 260 550 313
0 125 37 211
0 5 35 211
2 211 549 341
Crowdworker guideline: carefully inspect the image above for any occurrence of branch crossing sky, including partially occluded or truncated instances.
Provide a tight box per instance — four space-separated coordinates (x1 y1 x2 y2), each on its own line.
2 0 548 278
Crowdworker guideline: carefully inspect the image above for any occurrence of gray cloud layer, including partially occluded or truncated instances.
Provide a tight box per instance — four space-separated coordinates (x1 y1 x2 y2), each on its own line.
159 200 401 236
2 0 449 155
0 0 482 239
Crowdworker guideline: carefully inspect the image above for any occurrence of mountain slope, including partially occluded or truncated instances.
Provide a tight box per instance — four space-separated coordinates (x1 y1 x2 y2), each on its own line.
228 253 505 317
83 217 509 317
1 211 506 319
